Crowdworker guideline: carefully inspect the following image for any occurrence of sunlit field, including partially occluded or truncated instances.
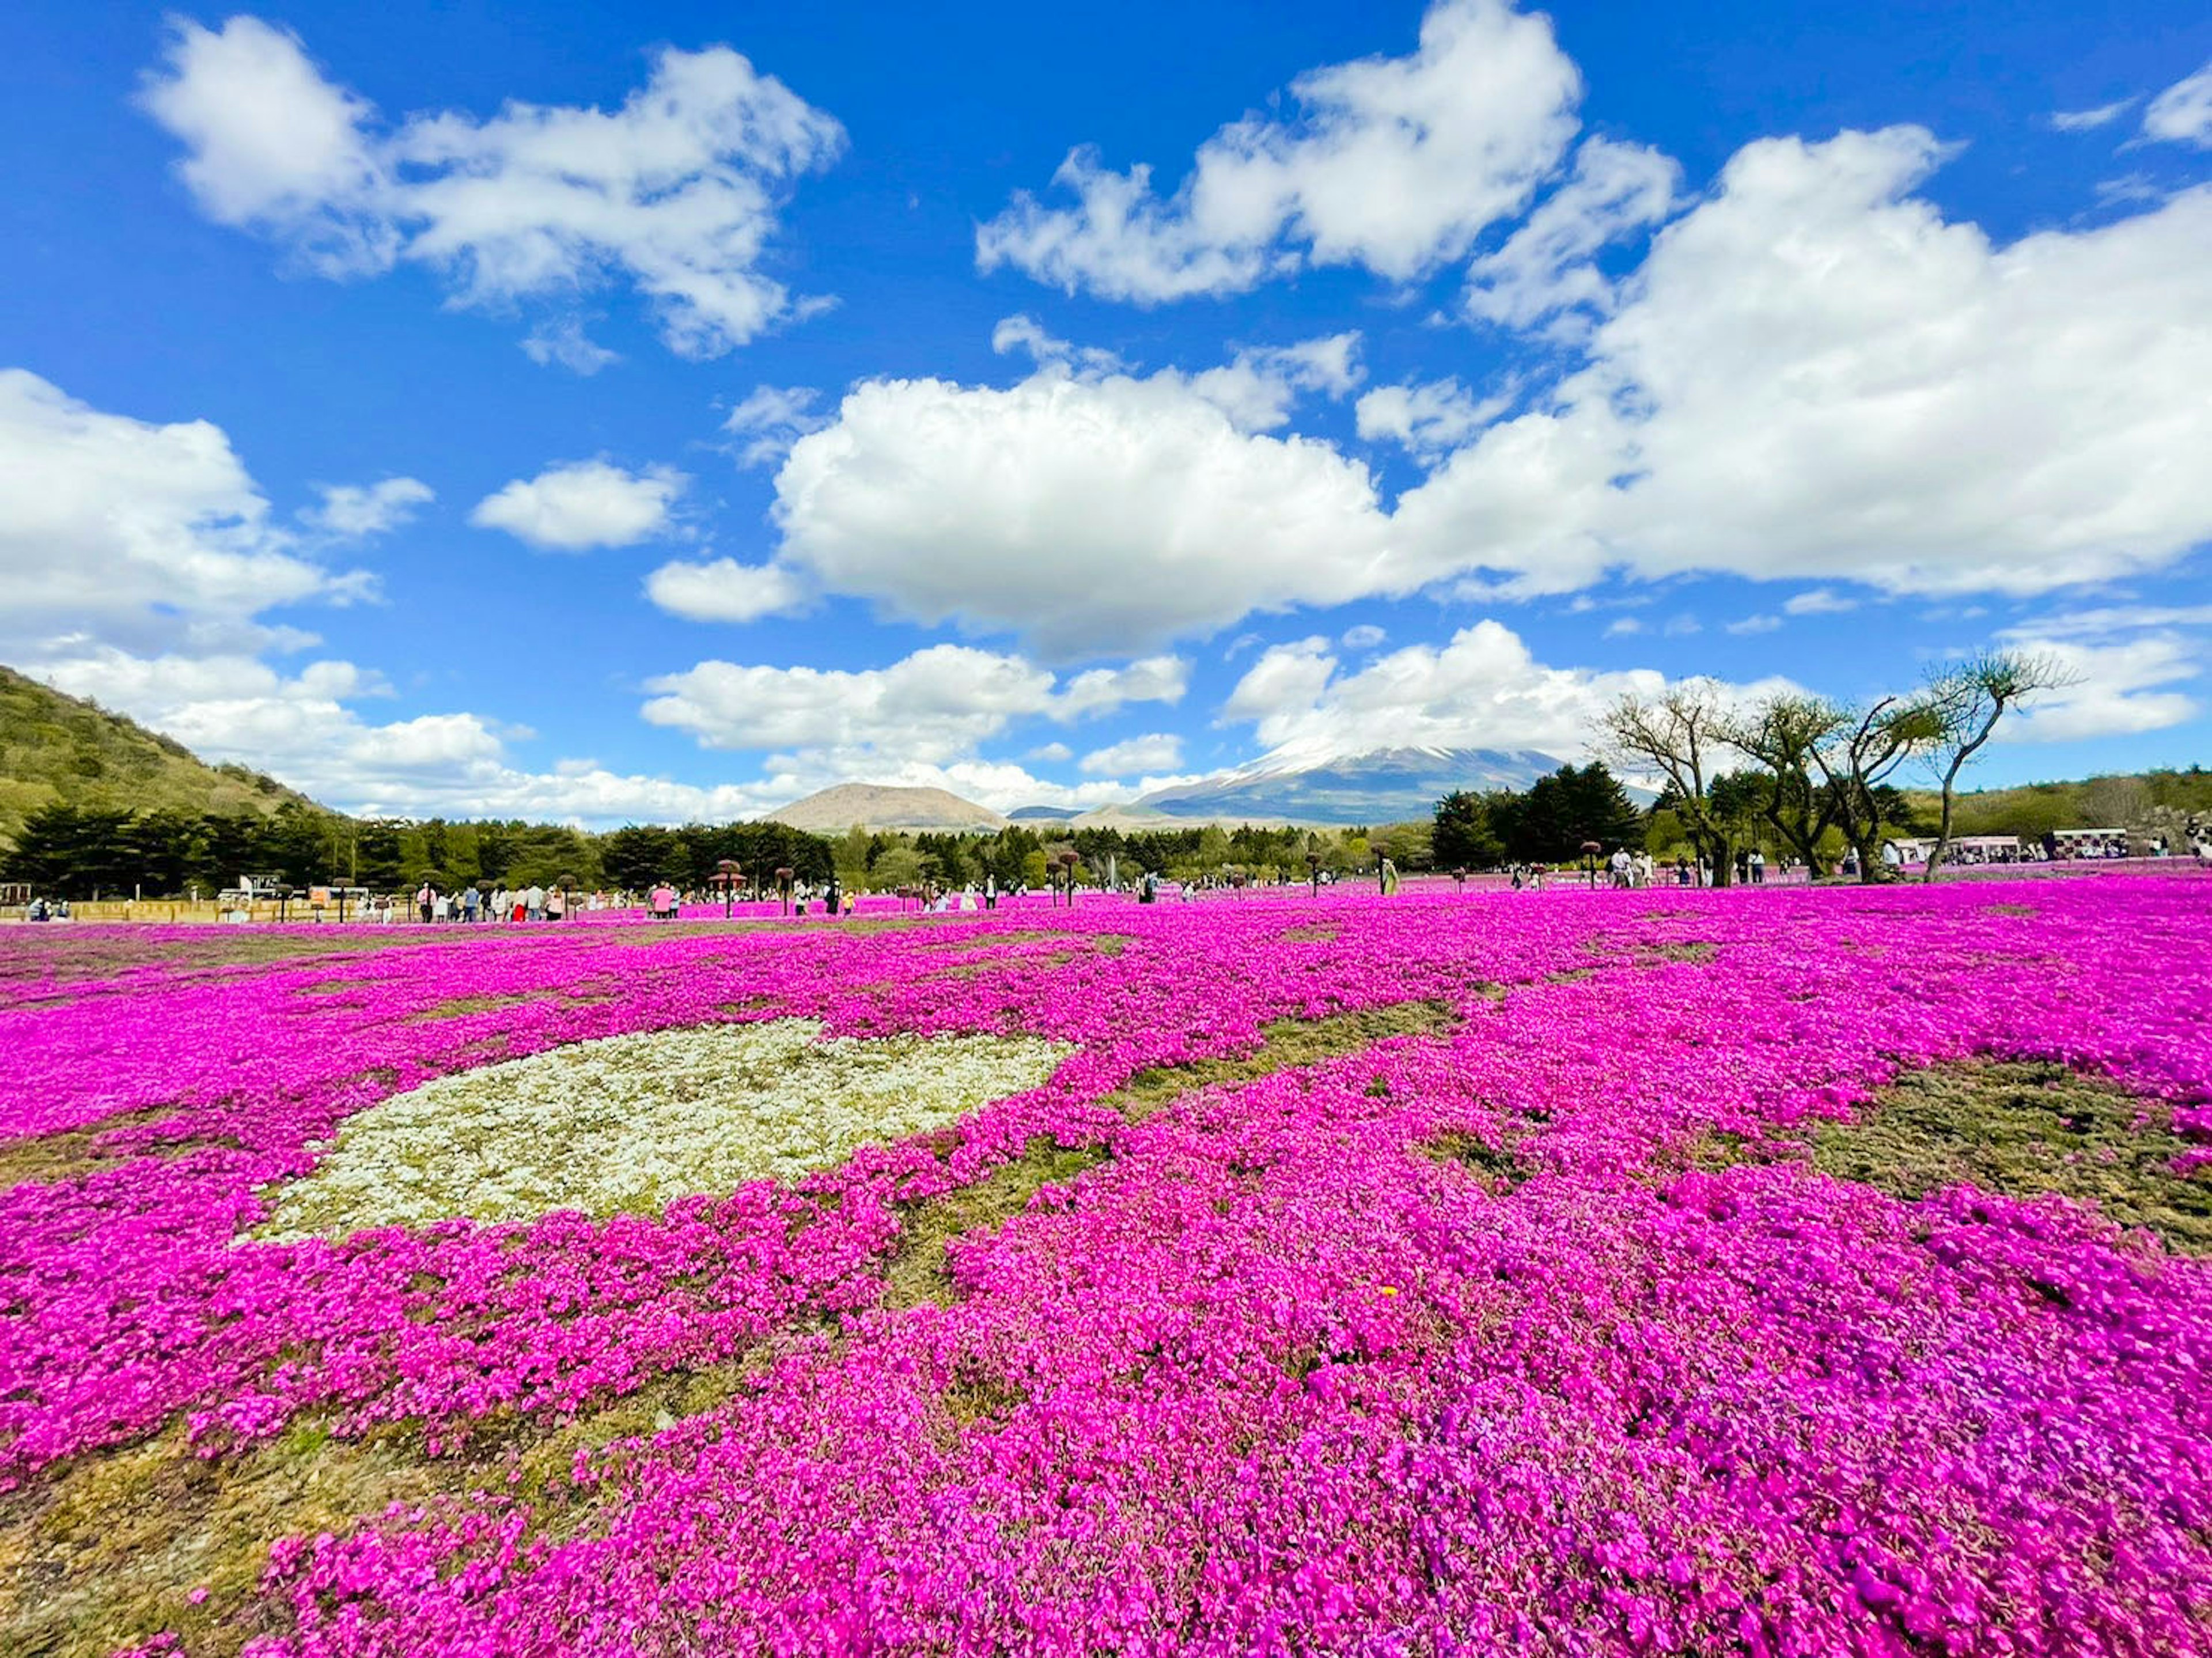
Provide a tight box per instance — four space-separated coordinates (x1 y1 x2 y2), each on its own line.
3 871 2209 1656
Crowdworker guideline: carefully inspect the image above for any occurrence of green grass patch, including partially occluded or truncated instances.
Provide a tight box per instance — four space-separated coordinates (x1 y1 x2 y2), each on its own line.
1809 1062 2211 1254
0 1355 774 1658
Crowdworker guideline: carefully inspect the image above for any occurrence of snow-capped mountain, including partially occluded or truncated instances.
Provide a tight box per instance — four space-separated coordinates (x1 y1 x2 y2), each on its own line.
1117 746 1566 826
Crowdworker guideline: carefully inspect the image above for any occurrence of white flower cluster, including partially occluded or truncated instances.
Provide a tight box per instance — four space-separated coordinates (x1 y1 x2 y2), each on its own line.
256 1019 1071 1240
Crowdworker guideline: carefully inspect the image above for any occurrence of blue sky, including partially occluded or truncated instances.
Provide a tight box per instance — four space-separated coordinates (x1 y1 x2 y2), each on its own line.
4 0 2209 823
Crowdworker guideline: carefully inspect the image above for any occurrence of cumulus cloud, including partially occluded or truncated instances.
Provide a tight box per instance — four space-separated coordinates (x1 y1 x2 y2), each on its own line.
1219 620 1711 765
1186 333 1365 432
639 644 1189 760
1340 624 1386 649
780 130 2212 652
141 16 845 357
1056 654 1191 718
1464 135 1677 331
1395 128 2212 598
976 0 1581 301
1354 377 1513 460
1080 732 1183 775
1986 604 2208 743
722 385 829 468
770 362 1395 657
470 460 685 551
643 557 808 623
1992 634 2200 742
304 477 433 538
2143 62 2212 148
0 368 368 661
18 642 800 825
990 314 1124 373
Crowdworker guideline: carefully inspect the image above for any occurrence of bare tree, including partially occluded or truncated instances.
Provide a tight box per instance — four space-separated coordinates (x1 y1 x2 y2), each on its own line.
1600 680 1737 884
1922 650 2078 881
1810 695 1947 881
1724 692 1847 871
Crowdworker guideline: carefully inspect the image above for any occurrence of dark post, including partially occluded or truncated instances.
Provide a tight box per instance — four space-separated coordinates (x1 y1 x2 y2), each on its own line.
1306 850 1321 899
775 866 794 918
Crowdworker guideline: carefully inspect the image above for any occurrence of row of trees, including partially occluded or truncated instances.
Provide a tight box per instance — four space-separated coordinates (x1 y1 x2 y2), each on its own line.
1597 650 2071 886
0 802 835 900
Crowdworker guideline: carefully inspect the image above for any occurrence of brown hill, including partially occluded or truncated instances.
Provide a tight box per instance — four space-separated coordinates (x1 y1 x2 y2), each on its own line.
767 783 1008 834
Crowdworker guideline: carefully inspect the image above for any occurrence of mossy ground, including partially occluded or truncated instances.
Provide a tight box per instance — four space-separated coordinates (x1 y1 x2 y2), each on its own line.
1813 1061 2211 1254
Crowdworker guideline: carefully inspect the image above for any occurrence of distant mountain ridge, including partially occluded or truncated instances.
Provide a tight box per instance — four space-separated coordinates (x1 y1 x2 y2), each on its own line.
0 664 324 847
1120 746 1566 826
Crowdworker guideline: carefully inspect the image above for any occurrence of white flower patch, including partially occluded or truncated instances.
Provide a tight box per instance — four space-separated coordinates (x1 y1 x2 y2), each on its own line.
256 1019 1071 1240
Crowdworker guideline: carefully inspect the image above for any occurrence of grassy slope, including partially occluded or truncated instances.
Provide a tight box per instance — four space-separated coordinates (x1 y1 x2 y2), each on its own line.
1899 768 2212 840
0 665 320 846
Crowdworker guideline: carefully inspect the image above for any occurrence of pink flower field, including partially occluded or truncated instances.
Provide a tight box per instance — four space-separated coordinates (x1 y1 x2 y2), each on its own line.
2 873 2210 1656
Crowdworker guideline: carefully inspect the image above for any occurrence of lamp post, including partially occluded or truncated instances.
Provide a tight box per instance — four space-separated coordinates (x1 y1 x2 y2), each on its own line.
775 866 794 917
1055 849 1079 907
1580 840 1603 889
1306 850 1321 899
715 859 742 919
558 875 578 920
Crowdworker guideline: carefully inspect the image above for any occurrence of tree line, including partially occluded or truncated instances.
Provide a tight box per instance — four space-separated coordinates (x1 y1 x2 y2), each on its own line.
0 802 835 900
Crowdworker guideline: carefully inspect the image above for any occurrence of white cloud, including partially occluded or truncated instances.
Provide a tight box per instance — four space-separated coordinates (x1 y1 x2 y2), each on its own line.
520 318 620 375
2002 602 2212 640
990 314 1124 373
1220 620 1684 764
2048 98 2137 133
304 477 433 538
1725 613 1782 635
141 17 845 357
786 138 2212 652
642 646 1052 761
1026 741 1073 764
1340 624 1386 649
17 643 790 826
1187 332 1365 431
2143 62 2212 148
975 0 1581 301
1464 136 1677 331
470 460 685 551
1990 633 2200 743
0 368 368 661
722 385 829 468
1396 128 2212 599
1055 654 1191 718
770 362 1394 657
1783 588 1857 615
1355 377 1513 460
1080 732 1183 775
1603 617 1643 637
643 558 808 623
639 643 1189 761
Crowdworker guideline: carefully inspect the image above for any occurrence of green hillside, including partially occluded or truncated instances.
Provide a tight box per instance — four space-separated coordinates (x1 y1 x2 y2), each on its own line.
1899 768 2212 840
0 665 323 848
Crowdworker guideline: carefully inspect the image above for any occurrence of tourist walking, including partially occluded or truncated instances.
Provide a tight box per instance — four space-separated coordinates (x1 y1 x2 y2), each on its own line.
415 881 435 924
